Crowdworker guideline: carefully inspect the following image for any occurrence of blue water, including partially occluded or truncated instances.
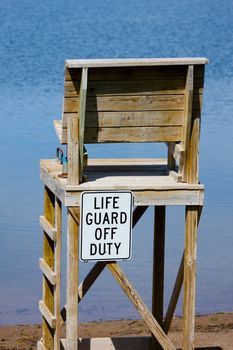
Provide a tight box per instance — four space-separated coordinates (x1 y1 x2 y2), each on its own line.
0 0 233 324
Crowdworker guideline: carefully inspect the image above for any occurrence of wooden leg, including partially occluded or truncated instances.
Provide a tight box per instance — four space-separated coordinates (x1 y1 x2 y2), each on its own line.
152 206 166 350
183 206 198 350
54 198 62 349
42 186 55 349
66 208 79 350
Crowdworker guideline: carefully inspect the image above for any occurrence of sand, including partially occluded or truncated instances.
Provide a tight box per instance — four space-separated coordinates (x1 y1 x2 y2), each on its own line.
0 313 232 350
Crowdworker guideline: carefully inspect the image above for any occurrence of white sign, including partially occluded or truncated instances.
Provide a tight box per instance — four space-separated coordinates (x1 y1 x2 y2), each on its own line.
80 191 133 262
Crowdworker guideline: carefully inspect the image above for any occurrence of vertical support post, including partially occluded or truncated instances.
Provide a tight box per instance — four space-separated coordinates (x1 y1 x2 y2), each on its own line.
66 208 79 350
183 205 198 350
182 65 194 182
79 67 88 180
167 143 176 171
54 198 62 350
68 116 80 185
152 206 166 349
42 186 55 349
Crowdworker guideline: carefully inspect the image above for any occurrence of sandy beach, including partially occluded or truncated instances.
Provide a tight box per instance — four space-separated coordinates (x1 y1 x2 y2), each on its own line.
0 313 232 350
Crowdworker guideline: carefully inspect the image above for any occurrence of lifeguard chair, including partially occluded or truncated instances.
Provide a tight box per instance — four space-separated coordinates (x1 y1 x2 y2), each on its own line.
38 57 208 350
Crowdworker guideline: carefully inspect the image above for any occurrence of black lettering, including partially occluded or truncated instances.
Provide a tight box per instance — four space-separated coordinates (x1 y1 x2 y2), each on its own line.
113 196 119 209
106 242 112 254
94 212 101 225
86 213 92 225
120 212 127 224
115 242 121 254
90 244 97 255
99 243 106 255
102 212 110 224
111 212 118 224
94 197 100 209
95 228 102 240
106 197 111 209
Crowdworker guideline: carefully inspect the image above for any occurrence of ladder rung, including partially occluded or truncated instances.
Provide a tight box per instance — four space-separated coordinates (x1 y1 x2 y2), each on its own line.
39 300 56 329
39 258 56 285
40 215 57 241
37 340 48 350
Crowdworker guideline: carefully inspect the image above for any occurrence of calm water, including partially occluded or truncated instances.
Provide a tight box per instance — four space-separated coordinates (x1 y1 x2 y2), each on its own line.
0 0 233 324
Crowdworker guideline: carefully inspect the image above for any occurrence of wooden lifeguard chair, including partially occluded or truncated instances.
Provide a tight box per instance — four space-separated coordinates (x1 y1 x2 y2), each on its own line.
38 57 208 350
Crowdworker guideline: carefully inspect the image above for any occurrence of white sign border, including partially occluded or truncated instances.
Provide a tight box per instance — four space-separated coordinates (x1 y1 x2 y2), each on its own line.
79 190 133 262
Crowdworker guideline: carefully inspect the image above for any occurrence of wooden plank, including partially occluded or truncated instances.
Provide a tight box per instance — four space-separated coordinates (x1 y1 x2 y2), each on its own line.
164 207 202 335
60 336 155 350
61 125 183 144
65 79 183 96
54 198 62 350
66 65 205 83
185 117 200 184
83 126 183 143
79 68 88 178
152 206 166 350
66 209 79 350
42 186 55 349
183 206 198 350
64 79 204 97
65 57 208 69
63 95 185 113
39 300 56 329
164 253 184 334
64 189 204 207
62 110 184 128
107 263 175 350
40 215 57 241
182 66 194 182
67 116 80 185
39 258 56 285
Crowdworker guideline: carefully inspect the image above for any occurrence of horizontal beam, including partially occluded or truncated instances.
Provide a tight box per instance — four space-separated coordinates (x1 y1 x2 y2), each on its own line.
40 215 57 241
39 300 56 329
39 258 56 285
65 57 209 68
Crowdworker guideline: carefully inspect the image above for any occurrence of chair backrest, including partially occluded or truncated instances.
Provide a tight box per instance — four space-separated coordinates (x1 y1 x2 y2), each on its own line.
60 58 208 184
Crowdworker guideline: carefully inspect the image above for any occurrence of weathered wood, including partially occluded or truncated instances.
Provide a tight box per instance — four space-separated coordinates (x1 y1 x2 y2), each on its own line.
65 65 205 82
63 95 185 113
54 198 62 350
39 300 56 329
164 207 202 334
64 79 203 97
39 258 56 285
167 143 176 171
164 253 184 334
182 66 194 182
183 206 198 350
40 215 57 241
63 110 184 128
152 206 166 350
65 57 208 69
107 262 175 350
62 125 183 144
66 208 79 350
42 186 55 349
79 68 88 178
67 116 79 185
185 117 200 184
